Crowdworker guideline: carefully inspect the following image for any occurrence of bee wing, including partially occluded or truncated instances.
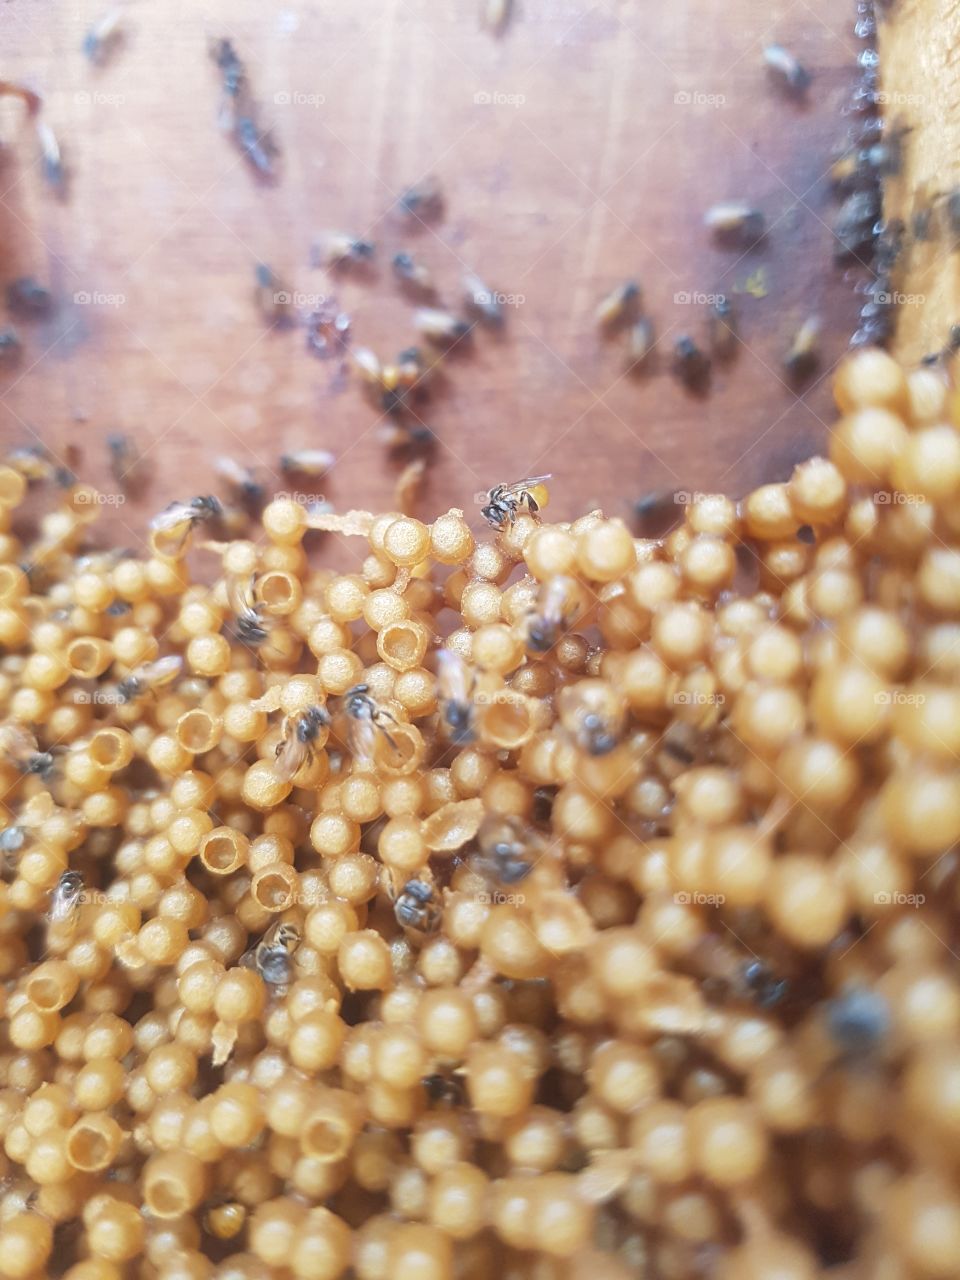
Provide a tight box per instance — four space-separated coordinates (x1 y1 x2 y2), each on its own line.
274 730 307 782
514 474 552 490
150 502 194 534
0 723 38 759
143 655 184 688
227 574 257 619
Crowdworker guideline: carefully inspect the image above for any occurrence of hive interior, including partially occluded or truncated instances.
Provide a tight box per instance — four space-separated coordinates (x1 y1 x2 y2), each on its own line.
0 347 959 1278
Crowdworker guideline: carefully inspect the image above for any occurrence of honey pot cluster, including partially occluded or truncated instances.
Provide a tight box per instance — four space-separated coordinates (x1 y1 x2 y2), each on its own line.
0 348 959 1278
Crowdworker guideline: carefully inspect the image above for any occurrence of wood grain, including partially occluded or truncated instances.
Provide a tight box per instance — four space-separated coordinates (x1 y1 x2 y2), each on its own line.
879 0 960 363
0 0 865 550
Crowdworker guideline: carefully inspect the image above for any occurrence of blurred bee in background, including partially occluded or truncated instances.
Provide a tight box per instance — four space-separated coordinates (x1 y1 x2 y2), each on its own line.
783 316 821 384
83 7 124 63
106 433 143 494
463 272 503 328
481 475 551 530
521 574 583 653
0 329 20 364
280 448 335 478
672 336 711 394
558 679 624 756
394 879 442 933
703 203 765 245
0 80 42 113
313 233 375 270
36 121 66 196
117 655 183 704
203 1199 247 1242
7 444 61 484
824 986 890 1059
626 316 656 370
397 176 444 222
708 294 738 361
48 870 84 924
595 280 641 332
0 724 55 779
763 44 811 95
436 649 476 744
215 456 265 506
253 264 295 325
242 921 301 988
414 308 472 346
6 277 53 317
342 684 399 765
474 814 543 884
149 495 222 553
274 705 331 782
422 1071 465 1106
392 252 436 297
482 0 513 35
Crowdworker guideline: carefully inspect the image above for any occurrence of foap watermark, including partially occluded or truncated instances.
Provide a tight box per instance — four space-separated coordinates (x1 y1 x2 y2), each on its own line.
468 288 525 310
476 890 526 906
674 891 726 906
875 290 925 307
876 91 924 106
473 89 526 107
273 90 326 108
474 689 527 709
874 690 926 706
673 691 725 706
675 290 728 306
74 291 125 308
73 490 126 507
674 490 725 505
274 491 328 507
674 90 726 108
74 89 124 107
874 891 925 907
74 689 125 706
272 290 327 308
873 491 924 506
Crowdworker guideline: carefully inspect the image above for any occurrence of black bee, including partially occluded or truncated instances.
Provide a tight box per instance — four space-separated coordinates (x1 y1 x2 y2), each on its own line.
394 880 442 933
436 650 475 744
825 987 890 1057
117 656 183 703
672 336 711 393
6 278 53 317
742 960 788 1009
274 706 331 782
481 476 551 530
763 44 811 95
475 815 539 884
0 330 20 363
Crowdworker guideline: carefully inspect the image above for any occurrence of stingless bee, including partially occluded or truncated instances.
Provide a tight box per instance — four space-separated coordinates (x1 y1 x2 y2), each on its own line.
422 1072 465 1106
521 574 582 653
413 307 472 346
763 44 811 95
708 294 737 361
703 203 765 245
254 263 295 324
784 316 821 384
483 0 513 34
149 495 222 553
0 724 55 779
215 456 265 505
394 879 442 933
83 7 124 63
48 870 84 923
106 433 142 492
825 987 890 1058
342 684 399 765
274 705 331 782
436 649 476 744
626 316 655 369
481 475 552 530
6 444 56 483
558 679 624 756
6 277 54 317
36 121 66 195
397 176 443 222
314 233 375 269
833 188 882 263
0 826 25 855
595 281 641 331
0 329 20 364
242 921 301 988
475 814 542 884
280 448 335 478
116 655 184 703
392 252 436 296
463 272 503 328
671 336 711 393
228 575 271 647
